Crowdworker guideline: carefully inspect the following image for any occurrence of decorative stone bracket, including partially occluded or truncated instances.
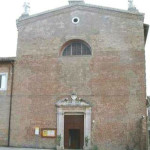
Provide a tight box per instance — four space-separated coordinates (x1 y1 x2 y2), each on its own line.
56 94 91 107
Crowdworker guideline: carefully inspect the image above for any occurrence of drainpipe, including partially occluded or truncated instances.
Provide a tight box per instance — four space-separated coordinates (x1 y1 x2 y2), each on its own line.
8 61 14 146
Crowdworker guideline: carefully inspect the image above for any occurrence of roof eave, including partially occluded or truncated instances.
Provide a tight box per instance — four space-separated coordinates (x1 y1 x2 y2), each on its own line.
0 57 16 63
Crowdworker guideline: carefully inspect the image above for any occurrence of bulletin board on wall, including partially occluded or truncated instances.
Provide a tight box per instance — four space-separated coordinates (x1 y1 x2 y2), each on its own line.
41 128 57 138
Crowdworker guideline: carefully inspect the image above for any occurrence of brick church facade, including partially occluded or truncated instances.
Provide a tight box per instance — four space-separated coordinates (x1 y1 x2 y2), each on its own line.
0 0 149 150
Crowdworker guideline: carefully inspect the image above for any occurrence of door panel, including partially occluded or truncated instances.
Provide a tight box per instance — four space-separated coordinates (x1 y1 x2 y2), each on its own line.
69 129 80 149
64 115 84 149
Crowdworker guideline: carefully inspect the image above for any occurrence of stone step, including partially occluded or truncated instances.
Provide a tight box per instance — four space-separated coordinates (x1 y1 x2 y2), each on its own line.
64 149 82 150
0 147 52 150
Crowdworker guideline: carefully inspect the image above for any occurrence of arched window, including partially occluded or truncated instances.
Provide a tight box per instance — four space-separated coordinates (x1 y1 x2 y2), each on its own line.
62 41 91 56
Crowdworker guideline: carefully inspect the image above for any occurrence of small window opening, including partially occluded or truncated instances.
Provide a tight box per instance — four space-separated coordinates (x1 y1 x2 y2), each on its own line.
72 17 80 24
74 18 78 23
0 73 7 91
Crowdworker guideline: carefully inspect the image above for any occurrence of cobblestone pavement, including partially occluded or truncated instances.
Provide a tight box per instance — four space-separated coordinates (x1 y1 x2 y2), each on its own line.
0 148 51 150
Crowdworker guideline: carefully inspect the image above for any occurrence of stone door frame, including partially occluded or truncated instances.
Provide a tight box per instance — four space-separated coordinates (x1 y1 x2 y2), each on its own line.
56 107 91 149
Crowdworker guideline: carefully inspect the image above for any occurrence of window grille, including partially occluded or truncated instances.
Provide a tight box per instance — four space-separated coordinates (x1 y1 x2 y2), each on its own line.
62 42 91 56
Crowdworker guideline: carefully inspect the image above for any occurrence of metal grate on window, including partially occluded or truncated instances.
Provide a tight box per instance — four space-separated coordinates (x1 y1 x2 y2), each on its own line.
62 42 91 56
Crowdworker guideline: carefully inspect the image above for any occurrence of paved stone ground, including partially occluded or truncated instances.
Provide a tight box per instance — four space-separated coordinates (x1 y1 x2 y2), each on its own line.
0 148 51 150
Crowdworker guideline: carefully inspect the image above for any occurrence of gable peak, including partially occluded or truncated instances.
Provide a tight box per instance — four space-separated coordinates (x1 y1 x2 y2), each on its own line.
68 0 85 5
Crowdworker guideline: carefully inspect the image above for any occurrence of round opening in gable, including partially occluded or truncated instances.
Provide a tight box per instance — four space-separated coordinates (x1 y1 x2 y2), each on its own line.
72 17 80 24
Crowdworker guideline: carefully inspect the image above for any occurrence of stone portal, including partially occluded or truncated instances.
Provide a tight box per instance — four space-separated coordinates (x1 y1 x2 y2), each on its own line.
56 94 91 150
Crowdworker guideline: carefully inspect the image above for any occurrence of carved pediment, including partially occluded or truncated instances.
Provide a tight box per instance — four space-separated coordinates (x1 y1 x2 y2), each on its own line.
56 94 91 107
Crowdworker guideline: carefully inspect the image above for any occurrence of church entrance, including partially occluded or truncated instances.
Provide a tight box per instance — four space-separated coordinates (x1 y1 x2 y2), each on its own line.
64 115 84 149
56 94 92 149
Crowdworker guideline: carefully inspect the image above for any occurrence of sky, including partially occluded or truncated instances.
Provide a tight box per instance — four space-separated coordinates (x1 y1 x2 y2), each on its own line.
0 0 149 95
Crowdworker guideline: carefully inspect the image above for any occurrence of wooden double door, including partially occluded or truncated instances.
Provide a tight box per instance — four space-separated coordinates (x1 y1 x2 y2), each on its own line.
64 115 84 149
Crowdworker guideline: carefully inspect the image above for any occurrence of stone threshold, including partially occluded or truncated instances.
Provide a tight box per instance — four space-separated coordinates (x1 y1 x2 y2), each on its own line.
0 147 83 150
0 147 53 150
